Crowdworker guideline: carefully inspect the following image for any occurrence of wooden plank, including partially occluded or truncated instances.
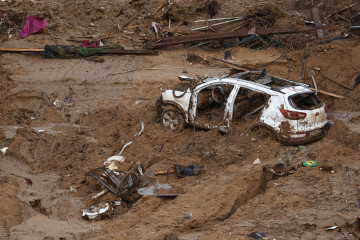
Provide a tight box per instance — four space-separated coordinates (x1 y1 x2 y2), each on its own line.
146 25 339 49
0 48 44 52
310 87 347 99
211 58 256 71
98 49 158 55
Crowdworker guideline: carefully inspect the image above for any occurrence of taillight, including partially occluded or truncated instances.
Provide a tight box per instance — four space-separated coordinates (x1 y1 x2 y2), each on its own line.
324 104 327 113
280 109 307 120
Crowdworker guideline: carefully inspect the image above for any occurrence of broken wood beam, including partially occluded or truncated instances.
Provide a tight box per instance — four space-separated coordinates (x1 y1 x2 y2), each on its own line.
310 88 346 99
211 58 256 71
0 47 158 55
98 49 158 55
146 25 339 49
0 47 44 52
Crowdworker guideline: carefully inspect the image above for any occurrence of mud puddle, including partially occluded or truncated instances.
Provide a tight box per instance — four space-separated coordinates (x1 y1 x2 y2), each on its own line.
0 156 100 239
330 111 360 133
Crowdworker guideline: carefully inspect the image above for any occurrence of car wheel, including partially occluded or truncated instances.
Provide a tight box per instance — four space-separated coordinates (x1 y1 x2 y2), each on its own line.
252 125 277 141
162 106 185 132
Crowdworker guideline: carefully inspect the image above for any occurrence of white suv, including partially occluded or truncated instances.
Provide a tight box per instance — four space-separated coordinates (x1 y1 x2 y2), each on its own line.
157 71 331 145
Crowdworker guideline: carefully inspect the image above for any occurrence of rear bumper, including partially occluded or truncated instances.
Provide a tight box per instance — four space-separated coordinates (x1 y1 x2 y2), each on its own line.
279 122 331 146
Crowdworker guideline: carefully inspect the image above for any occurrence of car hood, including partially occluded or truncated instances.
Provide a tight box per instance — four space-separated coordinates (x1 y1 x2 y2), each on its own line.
161 90 191 112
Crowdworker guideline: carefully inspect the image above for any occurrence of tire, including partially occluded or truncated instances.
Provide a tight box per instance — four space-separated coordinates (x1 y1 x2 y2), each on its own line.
161 106 185 132
252 125 277 141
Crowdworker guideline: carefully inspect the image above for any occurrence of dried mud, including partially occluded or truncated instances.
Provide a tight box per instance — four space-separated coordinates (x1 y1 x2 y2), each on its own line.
1 0 360 239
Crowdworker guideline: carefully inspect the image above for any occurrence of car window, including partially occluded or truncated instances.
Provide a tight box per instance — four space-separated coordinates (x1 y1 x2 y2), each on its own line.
233 87 268 120
289 93 322 110
195 84 234 126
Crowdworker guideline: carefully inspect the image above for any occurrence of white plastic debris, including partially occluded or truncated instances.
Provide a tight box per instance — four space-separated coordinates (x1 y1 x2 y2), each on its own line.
326 225 339 231
82 202 112 221
183 211 192 219
69 186 77 192
38 129 45 133
92 189 108 199
253 158 261 165
1 147 8 155
104 155 125 171
105 155 125 164
119 141 133 155
53 99 60 107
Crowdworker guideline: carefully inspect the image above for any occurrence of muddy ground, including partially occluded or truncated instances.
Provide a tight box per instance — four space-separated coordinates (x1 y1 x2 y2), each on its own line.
1 0 360 239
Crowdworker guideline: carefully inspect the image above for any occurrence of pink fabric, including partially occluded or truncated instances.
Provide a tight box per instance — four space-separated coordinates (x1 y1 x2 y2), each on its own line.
19 15 47 39
79 40 98 48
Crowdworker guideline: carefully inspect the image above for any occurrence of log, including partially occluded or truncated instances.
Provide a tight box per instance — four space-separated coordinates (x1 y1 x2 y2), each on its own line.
146 25 339 49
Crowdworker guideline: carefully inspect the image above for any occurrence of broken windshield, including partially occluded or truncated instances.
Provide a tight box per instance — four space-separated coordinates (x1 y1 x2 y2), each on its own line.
289 93 322 110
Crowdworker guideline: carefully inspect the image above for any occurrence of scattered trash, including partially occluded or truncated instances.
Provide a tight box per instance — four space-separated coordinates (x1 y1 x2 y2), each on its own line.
303 160 318 167
183 211 192 219
86 162 163 202
340 207 352 211
298 145 306 152
247 231 266 239
174 164 204 178
315 68 360 90
82 202 113 221
69 186 77 193
133 118 144 137
237 34 271 50
1 147 8 155
315 34 350 45
104 155 125 165
53 99 61 107
19 15 47 39
92 189 108 200
253 158 261 165
350 12 360 35
79 40 98 48
224 51 231 60
326 225 339 231
138 182 178 198
146 25 338 49
118 141 132 155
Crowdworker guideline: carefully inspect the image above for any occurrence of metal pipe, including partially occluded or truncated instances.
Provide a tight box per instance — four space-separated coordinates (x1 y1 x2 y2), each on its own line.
191 18 243 31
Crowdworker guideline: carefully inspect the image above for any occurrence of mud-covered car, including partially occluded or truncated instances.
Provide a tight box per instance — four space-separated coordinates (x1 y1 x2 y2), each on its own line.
157 71 331 145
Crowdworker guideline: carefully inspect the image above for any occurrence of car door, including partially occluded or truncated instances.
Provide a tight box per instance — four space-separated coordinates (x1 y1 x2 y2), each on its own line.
189 83 238 130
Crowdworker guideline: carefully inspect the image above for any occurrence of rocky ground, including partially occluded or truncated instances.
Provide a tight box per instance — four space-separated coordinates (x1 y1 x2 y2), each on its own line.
1 0 360 239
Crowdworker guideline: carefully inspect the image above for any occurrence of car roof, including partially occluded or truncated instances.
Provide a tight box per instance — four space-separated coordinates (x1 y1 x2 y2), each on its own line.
195 77 312 96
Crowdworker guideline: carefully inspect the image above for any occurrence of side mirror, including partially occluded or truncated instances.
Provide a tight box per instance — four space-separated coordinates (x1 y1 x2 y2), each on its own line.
178 75 193 81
